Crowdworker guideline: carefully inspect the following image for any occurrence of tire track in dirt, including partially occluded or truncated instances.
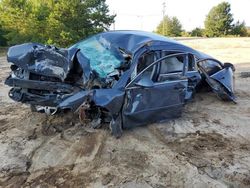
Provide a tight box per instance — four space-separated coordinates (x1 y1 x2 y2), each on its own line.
148 119 250 188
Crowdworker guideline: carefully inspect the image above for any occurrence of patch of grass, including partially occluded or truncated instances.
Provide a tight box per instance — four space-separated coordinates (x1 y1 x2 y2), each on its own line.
179 37 250 64
0 47 8 56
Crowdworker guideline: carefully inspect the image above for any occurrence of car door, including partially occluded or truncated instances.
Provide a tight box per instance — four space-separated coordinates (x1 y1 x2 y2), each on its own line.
197 58 236 102
122 53 189 129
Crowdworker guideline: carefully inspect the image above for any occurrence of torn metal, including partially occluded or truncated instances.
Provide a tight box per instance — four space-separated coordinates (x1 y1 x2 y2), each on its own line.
4 31 236 137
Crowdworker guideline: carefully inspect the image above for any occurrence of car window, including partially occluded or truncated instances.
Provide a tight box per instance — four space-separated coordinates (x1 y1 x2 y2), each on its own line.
70 36 123 78
157 54 185 83
131 51 157 80
161 51 196 72
198 60 223 75
159 56 184 74
137 52 156 72
129 53 187 88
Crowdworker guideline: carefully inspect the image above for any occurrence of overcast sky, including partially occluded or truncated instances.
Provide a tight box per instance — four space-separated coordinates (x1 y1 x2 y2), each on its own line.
106 0 250 31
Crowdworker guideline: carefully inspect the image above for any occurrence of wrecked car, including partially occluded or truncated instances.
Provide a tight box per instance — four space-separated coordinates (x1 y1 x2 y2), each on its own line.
4 30 236 137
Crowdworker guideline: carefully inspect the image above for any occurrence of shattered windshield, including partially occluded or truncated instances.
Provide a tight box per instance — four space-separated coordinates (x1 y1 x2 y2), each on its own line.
71 36 123 78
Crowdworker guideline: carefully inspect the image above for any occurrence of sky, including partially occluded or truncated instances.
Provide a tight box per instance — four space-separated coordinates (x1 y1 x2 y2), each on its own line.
106 0 250 32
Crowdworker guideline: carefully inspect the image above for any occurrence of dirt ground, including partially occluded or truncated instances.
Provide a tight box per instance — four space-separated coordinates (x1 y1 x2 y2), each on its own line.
0 38 250 188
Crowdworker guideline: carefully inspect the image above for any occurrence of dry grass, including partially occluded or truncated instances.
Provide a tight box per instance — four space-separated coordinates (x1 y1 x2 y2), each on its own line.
178 37 250 64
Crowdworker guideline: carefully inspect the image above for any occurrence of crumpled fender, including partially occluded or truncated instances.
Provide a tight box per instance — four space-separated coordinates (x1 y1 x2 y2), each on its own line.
93 89 125 114
58 88 125 115
58 90 93 111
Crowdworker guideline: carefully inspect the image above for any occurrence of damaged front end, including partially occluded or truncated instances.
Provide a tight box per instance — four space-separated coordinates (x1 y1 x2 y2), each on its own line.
5 43 73 112
5 37 130 137
5 43 82 113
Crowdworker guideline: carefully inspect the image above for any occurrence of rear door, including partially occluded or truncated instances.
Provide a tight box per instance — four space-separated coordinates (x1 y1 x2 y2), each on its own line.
122 53 189 128
197 58 236 102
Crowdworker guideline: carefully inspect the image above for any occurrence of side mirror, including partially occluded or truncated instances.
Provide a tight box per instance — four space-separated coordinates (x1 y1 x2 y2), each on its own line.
134 77 154 88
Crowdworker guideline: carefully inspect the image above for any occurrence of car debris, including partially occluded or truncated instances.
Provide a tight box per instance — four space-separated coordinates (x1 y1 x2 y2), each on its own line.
4 30 236 137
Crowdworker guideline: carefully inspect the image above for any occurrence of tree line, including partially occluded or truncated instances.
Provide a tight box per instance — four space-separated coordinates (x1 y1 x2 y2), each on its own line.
0 1 249 47
0 0 115 47
155 2 249 37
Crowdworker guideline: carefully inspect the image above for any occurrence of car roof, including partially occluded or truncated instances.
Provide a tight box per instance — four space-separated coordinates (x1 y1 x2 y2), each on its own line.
92 30 209 58
70 30 211 59
100 30 180 45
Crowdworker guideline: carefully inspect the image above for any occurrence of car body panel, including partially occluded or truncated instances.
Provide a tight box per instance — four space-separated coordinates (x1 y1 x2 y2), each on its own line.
197 58 236 102
123 80 187 128
211 68 234 94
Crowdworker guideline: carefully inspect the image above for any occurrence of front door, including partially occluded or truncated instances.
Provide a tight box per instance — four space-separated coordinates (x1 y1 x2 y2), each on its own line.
122 53 189 128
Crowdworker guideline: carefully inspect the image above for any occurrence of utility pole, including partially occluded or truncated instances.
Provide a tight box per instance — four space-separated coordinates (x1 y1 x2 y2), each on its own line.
162 1 166 36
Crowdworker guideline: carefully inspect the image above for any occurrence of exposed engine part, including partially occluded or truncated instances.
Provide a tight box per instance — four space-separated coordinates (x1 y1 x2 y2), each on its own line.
35 106 58 115
12 68 29 80
78 101 91 125
78 101 103 129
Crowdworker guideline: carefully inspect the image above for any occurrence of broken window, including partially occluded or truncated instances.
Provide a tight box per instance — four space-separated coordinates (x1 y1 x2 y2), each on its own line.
71 36 123 78
137 52 156 73
159 56 184 74
157 54 185 83
131 51 158 80
198 60 223 75
131 52 187 85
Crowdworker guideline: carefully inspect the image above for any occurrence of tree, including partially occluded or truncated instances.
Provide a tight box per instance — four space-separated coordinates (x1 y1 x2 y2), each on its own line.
190 27 204 37
181 31 191 37
46 0 115 46
231 21 248 37
0 0 34 45
247 27 250 37
204 2 233 37
155 16 182 37
0 23 7 46
0 0 115 47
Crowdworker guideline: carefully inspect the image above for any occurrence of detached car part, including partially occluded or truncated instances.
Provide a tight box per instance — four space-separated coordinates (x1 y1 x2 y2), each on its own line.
4 31 236 137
